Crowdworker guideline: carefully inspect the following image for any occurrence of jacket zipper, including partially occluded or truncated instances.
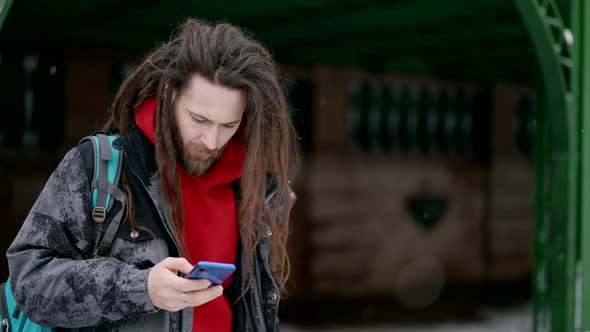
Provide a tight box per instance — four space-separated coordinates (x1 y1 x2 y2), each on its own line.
0 282 11 332
264 189 277 206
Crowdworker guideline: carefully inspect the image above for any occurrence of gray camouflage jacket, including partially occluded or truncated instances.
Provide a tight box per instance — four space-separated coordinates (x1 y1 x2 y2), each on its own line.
6 128 294 331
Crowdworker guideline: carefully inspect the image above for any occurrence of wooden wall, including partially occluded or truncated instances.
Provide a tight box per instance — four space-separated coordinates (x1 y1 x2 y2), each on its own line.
285 65 535 306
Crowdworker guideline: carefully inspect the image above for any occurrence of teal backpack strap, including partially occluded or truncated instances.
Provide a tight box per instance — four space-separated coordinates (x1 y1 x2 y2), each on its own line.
2 279 54 332
80 133 126 258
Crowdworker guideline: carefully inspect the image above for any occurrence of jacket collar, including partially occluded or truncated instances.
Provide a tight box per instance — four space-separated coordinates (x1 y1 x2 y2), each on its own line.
115 127 158 186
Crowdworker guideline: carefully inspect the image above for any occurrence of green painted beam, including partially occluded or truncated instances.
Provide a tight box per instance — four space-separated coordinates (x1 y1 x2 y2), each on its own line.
533 72 550 332
254 6 521 50
574 0 590 329
290 37 532 67
513 0 576 331
0 0 13 31
284 23 527 59
252 0 511 46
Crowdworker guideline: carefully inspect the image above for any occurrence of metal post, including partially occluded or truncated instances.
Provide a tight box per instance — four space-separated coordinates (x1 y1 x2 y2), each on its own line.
574 0 590 330
0 0 13 31
512 0 576 331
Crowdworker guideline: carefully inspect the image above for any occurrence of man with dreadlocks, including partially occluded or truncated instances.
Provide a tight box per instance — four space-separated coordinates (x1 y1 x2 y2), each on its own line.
7 18 300 331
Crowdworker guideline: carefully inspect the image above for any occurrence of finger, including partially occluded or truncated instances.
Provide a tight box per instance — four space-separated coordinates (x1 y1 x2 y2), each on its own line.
189 285 224 307
177 278 212 292
159 257 194 274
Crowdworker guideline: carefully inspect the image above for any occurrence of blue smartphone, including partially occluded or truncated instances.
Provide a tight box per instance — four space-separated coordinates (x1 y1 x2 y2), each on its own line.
185 261 236 285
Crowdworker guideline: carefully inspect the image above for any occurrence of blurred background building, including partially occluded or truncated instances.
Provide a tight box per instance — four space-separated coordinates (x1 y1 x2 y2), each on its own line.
1 0 589 331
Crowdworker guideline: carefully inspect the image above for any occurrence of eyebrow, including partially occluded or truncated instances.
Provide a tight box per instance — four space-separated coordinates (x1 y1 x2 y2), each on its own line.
187 110 242 125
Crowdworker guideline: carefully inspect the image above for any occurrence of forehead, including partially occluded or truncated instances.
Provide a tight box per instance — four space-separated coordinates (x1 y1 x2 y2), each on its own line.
178 74 246 122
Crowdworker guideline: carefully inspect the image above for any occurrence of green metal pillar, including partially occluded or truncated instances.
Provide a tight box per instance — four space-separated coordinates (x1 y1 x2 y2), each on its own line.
574 0 590 330
0 0 13 31
513 0 577 331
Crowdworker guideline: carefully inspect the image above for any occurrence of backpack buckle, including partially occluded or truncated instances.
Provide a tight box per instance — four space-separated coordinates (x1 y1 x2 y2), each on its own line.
92 207 106 223
93 248 107 258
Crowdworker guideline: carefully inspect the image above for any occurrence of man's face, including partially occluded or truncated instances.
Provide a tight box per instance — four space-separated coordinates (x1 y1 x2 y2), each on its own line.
173 73 245 176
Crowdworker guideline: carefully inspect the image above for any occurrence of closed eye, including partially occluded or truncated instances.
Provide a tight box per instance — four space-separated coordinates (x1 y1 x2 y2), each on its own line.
191 116 208 124
188 111 240 128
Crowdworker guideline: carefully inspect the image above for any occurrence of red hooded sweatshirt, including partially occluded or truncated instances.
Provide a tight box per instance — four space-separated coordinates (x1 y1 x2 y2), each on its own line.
136 98 244 331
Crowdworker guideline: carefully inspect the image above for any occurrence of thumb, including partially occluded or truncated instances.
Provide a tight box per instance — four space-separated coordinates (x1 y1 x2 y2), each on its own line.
159 257 194 275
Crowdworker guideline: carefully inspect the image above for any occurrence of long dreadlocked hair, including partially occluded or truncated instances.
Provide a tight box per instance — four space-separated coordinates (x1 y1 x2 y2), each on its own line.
103 18 300 291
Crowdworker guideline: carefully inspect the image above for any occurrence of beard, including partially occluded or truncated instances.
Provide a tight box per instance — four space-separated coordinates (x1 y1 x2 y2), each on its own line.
180 141 226 176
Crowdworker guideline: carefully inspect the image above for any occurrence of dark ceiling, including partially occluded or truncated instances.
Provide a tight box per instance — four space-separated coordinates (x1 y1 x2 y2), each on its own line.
0 0 568 84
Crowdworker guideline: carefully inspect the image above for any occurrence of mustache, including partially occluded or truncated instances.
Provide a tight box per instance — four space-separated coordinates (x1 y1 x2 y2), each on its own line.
196 146 217 154
188 143 218 155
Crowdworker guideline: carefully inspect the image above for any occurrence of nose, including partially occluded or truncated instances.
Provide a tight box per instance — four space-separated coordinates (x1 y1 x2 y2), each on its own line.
200 126 219 150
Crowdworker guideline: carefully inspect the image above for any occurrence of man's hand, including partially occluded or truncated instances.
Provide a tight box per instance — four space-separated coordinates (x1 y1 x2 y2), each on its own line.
147 257 224 312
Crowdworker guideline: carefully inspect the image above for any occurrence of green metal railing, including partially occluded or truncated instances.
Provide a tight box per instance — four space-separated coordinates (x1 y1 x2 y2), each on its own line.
514 0 590 331
0 0 13 31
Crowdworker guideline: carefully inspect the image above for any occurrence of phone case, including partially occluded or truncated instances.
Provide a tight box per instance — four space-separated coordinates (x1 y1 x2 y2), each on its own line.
185 261 236 285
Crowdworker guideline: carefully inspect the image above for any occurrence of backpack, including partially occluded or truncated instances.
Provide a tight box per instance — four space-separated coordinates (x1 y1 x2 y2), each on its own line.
1 133 125 332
